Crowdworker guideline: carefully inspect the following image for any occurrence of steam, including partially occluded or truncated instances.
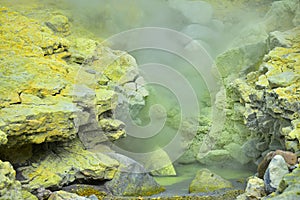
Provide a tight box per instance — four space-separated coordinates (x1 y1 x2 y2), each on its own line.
62 0 265 58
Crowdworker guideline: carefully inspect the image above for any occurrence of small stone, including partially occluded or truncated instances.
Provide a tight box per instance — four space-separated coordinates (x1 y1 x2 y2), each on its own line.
245 176 266 199
264 155 289 194
258 150 297 179
48 190 89 200
99 118 125 132
189 168 233 193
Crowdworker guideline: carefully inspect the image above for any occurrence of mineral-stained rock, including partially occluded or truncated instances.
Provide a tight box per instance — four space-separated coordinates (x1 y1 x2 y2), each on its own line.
0 101 80 148
189 168 233 193
68 37 98 64
105 153 165 196
0 7 70 58
0 160 37 200
264 155 289 194
0 160 23 199
17 140 119 191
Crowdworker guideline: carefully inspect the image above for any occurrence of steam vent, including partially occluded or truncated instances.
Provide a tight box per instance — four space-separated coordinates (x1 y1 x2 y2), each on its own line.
0 0 299 199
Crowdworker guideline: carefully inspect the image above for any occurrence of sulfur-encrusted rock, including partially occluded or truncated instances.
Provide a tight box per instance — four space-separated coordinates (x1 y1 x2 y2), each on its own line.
17 140 119 192
0 7 70 58
189 168 233 193
0 160 23 199
0 160 37 200
236 176 266 200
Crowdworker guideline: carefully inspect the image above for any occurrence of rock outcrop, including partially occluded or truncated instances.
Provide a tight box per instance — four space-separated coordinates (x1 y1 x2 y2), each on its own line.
232 26 300 161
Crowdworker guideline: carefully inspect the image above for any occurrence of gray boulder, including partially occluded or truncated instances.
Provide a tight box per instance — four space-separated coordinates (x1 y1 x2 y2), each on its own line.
105 153 165 196
264 155 289 194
